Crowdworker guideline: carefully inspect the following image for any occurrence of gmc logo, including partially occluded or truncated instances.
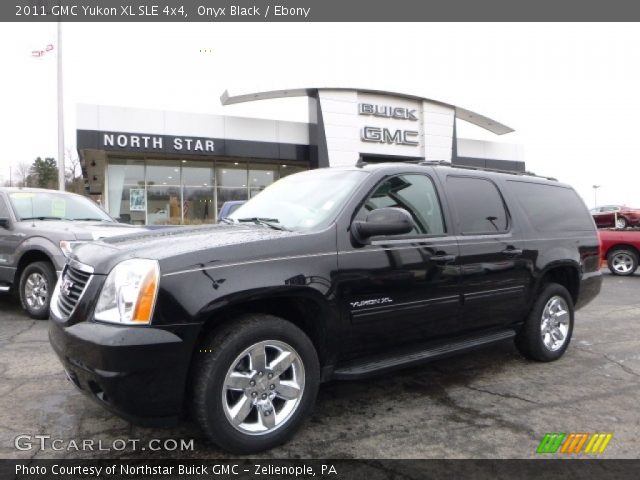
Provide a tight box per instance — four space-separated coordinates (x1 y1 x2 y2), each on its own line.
361 126 419 146
60 277 74 297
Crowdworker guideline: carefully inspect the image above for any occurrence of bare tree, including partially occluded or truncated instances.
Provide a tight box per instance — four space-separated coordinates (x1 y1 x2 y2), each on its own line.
64 148 85 194
14 161 31 187
65 148 80 181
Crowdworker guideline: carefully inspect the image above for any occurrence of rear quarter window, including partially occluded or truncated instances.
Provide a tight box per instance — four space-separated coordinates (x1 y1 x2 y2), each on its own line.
507 181 594 232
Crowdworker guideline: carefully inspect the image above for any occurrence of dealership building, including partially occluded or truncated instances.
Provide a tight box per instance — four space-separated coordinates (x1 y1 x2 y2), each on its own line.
76 88 524 225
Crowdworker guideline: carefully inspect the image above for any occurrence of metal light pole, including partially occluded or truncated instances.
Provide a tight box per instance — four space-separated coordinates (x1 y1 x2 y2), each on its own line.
57 21 65 191
592 185 600 208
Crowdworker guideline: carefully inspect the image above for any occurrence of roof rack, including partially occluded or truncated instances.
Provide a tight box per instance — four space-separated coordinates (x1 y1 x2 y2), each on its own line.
356 156 425 167
355 158 557 181
418 160 558 181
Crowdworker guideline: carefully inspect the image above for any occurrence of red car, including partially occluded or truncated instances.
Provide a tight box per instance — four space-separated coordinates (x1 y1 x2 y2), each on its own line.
599 229 640 275
590 205 640 229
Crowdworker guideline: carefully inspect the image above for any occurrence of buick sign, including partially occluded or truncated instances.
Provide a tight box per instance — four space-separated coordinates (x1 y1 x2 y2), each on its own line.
358 102 420 146
359 103 418 121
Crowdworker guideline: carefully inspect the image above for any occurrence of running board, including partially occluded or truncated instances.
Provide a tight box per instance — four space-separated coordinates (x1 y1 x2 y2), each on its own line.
0 285 10 292
332 329 515 380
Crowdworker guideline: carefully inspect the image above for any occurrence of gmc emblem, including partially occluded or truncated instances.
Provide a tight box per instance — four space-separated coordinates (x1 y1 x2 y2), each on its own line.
60 277 74 297
361 126 419 146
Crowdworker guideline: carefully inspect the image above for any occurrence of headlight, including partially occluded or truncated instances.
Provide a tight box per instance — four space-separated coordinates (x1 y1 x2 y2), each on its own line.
94 259 160 325
59 240 84 257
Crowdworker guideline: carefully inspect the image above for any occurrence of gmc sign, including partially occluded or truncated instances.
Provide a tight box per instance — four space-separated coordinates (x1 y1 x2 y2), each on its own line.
361 126 419 146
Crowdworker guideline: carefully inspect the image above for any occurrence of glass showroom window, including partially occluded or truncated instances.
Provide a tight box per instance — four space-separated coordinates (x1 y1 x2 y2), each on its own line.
146 159 182 225
279 163 307 179
216 161 248 219
249 163 277 198
106 158 146 224
182 160 215 224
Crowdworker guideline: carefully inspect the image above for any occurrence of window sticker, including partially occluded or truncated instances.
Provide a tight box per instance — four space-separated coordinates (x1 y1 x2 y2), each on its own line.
10 192 34 199
130 188 146 211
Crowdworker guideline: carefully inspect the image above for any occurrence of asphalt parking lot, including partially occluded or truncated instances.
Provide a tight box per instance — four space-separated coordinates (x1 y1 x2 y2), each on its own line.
0 271 638 460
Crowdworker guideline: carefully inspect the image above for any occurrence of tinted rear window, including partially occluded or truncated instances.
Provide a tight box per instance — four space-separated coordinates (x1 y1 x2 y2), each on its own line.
507 181 594 232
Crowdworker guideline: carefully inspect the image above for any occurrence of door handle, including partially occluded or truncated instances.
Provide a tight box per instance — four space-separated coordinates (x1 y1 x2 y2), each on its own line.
501 248 523 257
432 254 456 263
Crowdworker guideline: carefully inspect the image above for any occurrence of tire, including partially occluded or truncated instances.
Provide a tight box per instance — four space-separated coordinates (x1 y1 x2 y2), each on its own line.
515 283 574 362
191 314 320 453
19 261 56 320
615 217 628 229
607 248 638 276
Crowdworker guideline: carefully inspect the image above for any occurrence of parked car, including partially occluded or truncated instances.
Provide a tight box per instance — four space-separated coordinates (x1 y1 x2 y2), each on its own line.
0 188 138 319
599 229 640 276
218 200 246 222
590 205 640 229
49 163 602 453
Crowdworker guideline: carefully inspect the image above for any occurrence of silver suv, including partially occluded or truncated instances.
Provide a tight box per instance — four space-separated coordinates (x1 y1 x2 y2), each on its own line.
0 188 137 319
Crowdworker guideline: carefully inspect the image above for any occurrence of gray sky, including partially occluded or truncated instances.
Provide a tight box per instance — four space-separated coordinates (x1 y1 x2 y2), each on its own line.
1 22 639 207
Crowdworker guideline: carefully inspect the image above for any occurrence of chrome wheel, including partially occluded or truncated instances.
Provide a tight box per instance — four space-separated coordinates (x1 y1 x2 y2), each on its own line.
24 273 48 310
540 296 570 351
611 252 635 274
222 340 305 435
615 217 627 229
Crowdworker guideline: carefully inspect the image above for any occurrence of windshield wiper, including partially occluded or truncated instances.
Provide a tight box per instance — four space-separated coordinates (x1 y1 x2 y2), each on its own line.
236 217 289 231
219 217 235 224
71 218 110 222
20 216 66 221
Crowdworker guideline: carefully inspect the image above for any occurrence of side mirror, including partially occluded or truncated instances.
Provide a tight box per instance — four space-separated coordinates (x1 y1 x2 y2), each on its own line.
352 207 413 244
0 218 11 230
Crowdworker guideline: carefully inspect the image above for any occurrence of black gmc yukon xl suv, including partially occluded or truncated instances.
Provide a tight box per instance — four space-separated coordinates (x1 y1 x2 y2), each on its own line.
49 162 602 453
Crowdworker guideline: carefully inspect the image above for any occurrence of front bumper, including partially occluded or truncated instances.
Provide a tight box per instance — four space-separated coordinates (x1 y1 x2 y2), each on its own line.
49 316 201 427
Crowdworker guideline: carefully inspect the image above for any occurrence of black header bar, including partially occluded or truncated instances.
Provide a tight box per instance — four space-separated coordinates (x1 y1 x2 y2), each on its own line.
3 459 640 480
77 129 310 162
5 0 640 22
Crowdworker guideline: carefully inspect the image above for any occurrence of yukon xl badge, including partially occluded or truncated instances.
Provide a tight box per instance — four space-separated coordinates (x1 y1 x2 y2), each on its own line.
350 297 393 309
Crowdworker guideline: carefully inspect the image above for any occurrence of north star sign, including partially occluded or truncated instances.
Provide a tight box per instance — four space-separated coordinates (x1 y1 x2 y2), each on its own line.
358 102 420 146
101 132 215 153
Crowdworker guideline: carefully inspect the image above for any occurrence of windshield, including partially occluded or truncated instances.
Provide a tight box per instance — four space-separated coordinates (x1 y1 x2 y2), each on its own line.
228 169 367 231
9 191 113 222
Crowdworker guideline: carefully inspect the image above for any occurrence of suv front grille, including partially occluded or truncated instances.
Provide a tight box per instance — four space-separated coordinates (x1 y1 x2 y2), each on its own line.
57 263 92 317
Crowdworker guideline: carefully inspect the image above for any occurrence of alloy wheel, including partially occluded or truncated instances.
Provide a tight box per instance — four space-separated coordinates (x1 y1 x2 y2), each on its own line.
616 217 627 229
611 253 635 274
222 340 305 435
540 295 570 351
24 273 48 310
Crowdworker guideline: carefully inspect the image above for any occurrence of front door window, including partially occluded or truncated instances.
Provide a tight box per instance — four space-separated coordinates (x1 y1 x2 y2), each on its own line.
357 174 446 236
